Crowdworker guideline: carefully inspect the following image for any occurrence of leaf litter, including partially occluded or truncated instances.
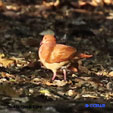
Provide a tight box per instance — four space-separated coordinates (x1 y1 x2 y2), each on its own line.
0 0 113 112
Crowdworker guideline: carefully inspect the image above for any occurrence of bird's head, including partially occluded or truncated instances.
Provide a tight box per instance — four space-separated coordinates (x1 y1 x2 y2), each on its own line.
40 34 56 45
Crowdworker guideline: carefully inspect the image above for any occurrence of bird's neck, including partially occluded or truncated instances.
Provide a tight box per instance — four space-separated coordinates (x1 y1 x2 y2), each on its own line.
39 41 56 62
42 41 56 47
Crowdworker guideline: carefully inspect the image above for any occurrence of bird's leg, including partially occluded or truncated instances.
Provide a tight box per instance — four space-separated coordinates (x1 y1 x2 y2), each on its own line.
61 63 70 81
63 69 66 81
52 71 57 81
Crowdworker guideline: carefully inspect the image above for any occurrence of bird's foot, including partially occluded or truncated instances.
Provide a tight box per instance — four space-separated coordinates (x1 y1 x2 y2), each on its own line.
63 69 67 81
52 72 57 81
61 64 71 81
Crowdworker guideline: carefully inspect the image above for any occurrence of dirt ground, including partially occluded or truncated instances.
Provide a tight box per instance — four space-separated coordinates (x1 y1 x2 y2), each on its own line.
0 0 113 113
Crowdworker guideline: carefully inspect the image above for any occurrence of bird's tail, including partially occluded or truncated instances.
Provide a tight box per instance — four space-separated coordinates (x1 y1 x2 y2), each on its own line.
78 53 93 58
73 53 93 60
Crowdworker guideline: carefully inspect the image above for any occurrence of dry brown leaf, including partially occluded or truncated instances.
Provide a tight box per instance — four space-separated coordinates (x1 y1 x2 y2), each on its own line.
104 92 113 99
44 81 53 86
6 4 20 11
0 53 29 68
82 93 98 98
0 58 15 68
96 70 109 77
46 80 72 87
78 0 113 7
43 0 60 7
108 71 113 77
66 90 76 96
1 72 15 78
10 57 29 68
31 77 42 85
0 53 15 68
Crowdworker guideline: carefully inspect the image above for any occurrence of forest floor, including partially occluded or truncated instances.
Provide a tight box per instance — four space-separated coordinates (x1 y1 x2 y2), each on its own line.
0 0 113 113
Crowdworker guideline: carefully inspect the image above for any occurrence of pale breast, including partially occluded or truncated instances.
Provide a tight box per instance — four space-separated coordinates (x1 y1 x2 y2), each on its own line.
40 56 69 72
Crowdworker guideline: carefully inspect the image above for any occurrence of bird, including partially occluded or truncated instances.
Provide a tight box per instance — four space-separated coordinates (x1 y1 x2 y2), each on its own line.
39 34 92 81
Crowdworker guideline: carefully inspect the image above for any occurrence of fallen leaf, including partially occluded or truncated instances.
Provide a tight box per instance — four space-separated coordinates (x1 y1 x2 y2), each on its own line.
0 58 15 68
108 71 113 77
39 88 51 96
1 72 15 78
66 90 76 96
50 80 68 87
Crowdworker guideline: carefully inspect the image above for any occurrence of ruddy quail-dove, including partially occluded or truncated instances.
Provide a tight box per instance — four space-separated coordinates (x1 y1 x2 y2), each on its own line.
39 34 92 80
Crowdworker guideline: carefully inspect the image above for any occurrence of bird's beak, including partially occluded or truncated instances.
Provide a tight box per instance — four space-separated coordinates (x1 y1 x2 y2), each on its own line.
40 41 43 45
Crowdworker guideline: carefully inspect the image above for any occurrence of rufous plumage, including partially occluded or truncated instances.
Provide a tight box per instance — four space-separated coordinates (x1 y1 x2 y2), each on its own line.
39 34 92 80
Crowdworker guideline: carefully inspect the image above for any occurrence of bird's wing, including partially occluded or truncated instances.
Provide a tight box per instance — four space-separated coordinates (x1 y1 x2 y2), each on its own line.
47 44 77 63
